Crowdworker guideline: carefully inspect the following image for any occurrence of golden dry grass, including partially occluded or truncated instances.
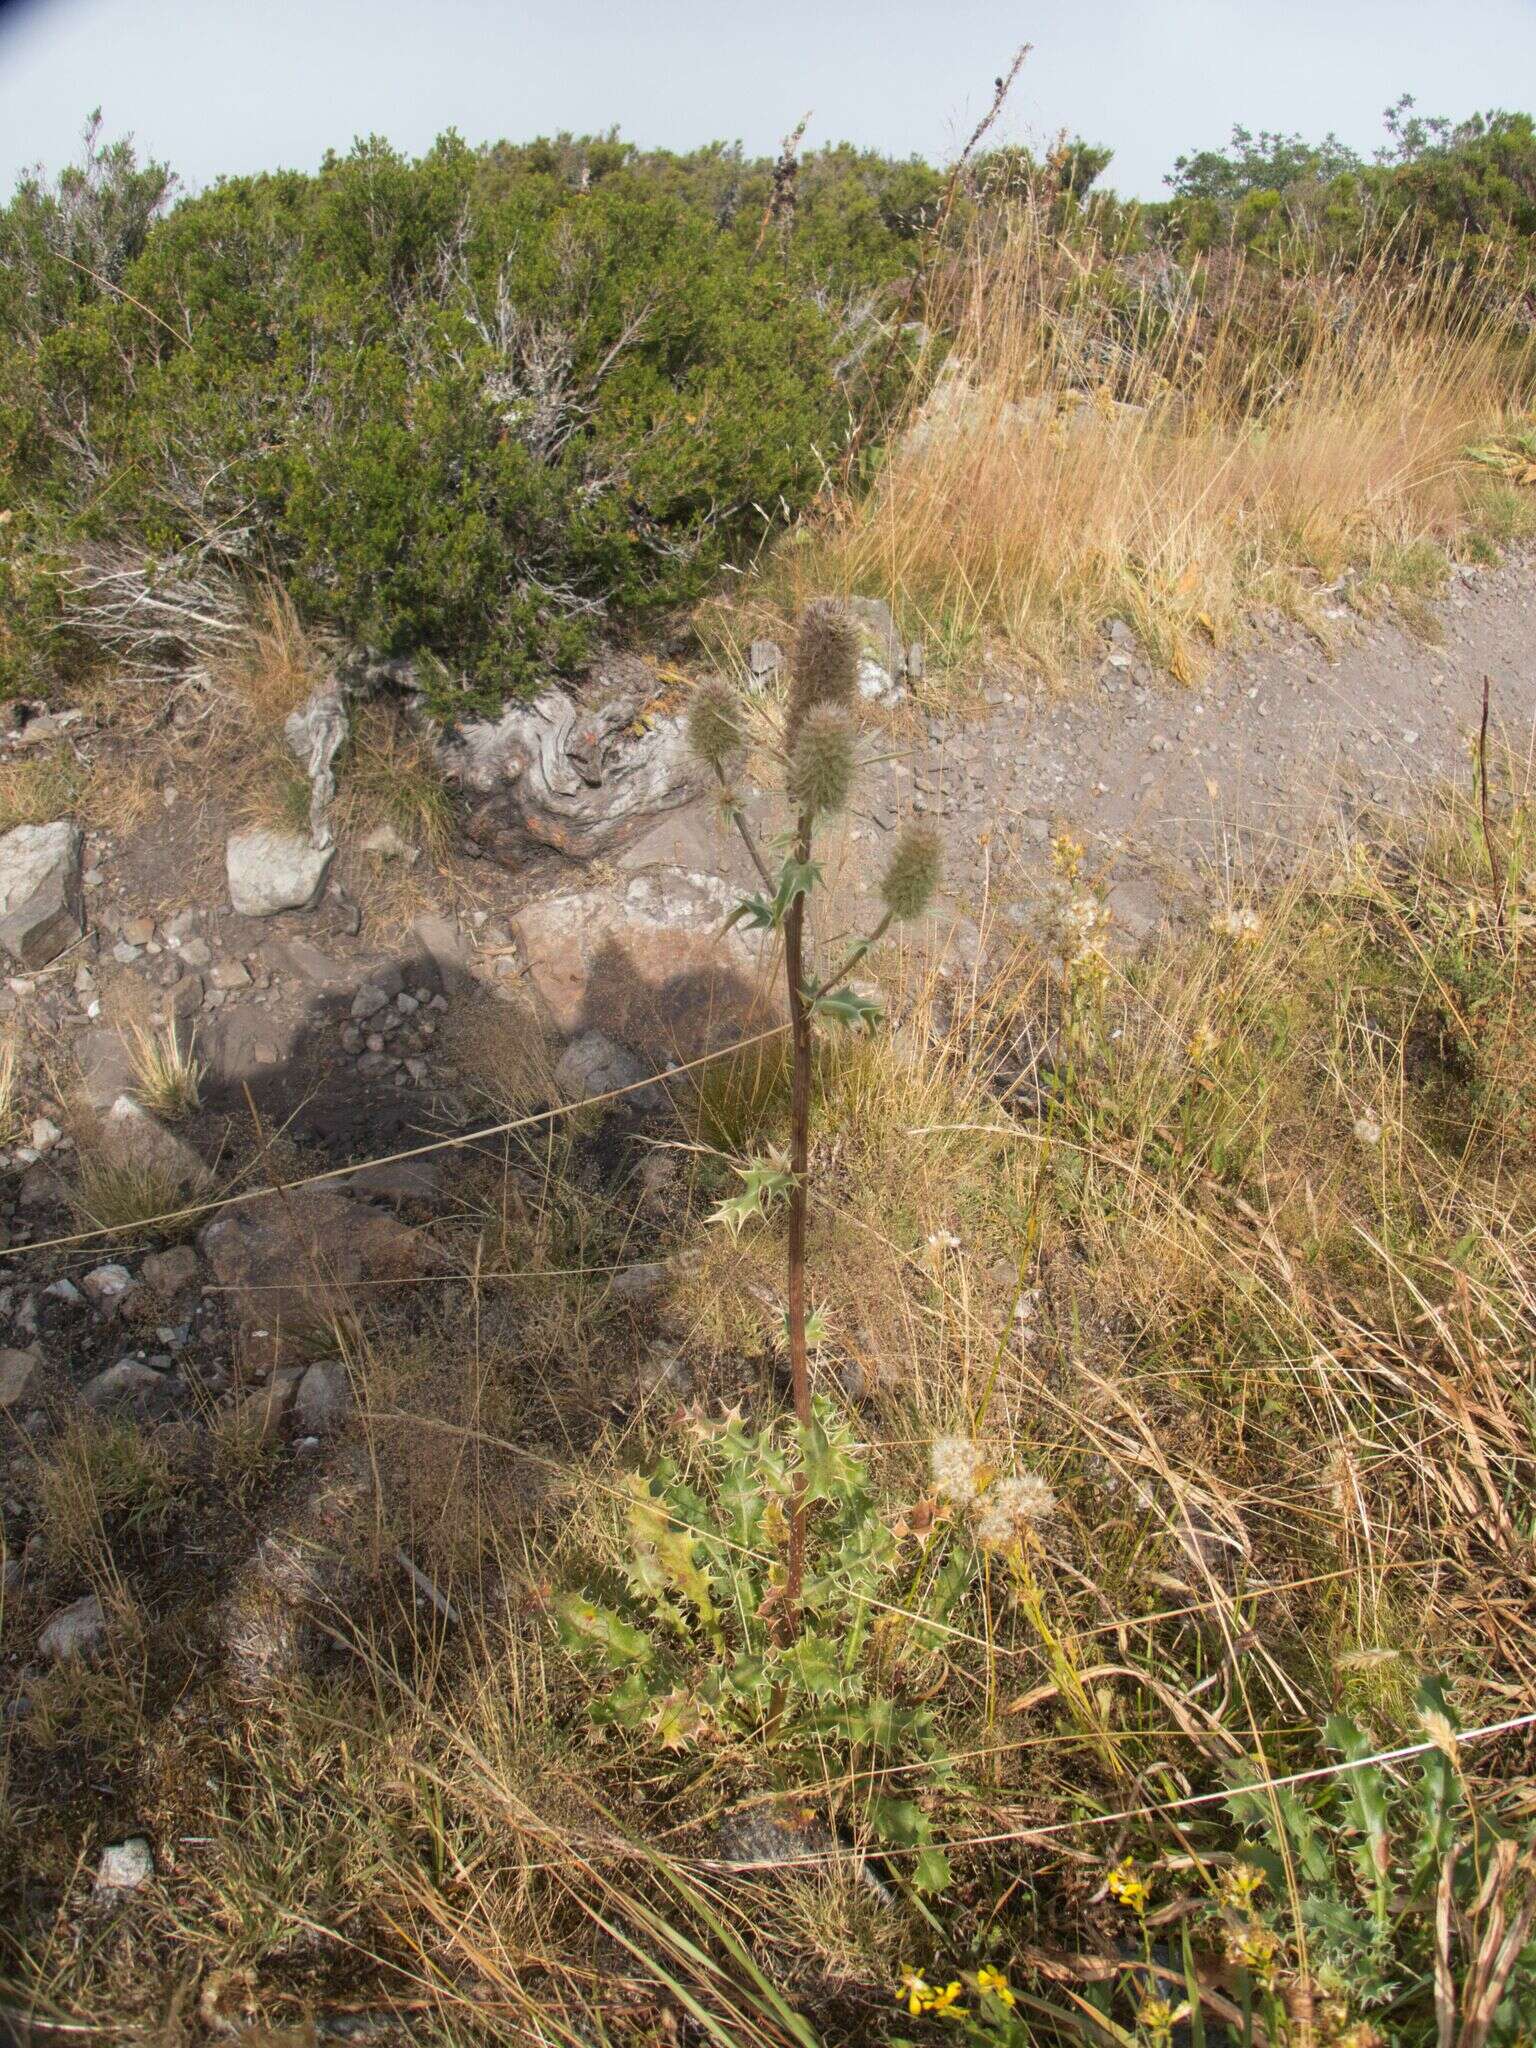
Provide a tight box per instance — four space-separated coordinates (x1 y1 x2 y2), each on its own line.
741 211 1536 685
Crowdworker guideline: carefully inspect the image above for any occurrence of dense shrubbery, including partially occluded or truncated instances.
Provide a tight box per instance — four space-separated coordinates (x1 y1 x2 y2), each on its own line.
0 122 932 705
3 98 1534 709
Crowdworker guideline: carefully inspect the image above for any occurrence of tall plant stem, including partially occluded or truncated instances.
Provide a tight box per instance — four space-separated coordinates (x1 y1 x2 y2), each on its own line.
781 806 814 1635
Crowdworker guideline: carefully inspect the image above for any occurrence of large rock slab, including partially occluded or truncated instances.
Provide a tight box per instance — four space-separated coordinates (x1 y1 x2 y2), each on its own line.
0 820 84 966
442 671 705 862
513 868 775 1064
226 828 334 917
200 1188 443 1368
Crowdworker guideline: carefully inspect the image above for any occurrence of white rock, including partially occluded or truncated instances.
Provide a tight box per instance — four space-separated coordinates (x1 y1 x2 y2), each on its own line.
38 1592 106 1661
81 1262 135 1305
360 823 419 864
94 1836 154 1894
0 820 85 966
226 829 334 918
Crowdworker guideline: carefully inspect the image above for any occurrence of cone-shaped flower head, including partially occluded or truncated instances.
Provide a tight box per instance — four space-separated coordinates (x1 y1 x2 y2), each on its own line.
880 824 942 921
787 705 858 818
788 600 860 742
686 678 746 774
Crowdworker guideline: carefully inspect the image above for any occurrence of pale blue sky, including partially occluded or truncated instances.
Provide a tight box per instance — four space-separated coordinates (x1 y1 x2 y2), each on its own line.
2 0 1534 199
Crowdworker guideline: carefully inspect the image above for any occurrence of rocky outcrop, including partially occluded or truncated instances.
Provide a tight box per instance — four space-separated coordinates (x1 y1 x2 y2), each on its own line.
225 827 335 917
513 868 775 1064
0 820 84 966
442 672 705 862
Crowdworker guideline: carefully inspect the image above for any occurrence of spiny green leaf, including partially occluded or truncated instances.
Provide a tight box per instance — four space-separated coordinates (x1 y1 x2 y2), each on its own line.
556 1595 654 1668
809 984 883 1030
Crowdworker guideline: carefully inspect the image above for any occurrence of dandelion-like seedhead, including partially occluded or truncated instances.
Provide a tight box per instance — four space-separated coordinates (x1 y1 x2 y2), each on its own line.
686 678 746 773
788 600 860 739
880 824 942 922
930 1435 984 1504
1212 904 1261 944
973 1471 1057 1549
787 704 858 817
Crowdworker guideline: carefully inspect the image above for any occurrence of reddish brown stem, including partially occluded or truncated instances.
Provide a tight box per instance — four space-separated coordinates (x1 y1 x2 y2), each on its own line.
1479 672 1507 947
780 807 814 1637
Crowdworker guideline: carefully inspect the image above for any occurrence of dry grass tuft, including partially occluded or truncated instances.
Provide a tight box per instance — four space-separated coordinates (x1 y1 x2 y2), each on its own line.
123 1019 204 1120
744 210 1536 685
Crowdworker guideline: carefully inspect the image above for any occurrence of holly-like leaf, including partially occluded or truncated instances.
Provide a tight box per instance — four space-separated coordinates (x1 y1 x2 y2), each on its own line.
721 856 824 937
809 984 883 1031
780 1630 843 1698
649 1689 708 1751
707 1154 797 1238
555 1595 653 1668
797 1409 862 1504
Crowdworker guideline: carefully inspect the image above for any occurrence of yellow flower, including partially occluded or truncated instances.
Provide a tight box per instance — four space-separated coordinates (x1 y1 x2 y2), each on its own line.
1107 1856 1150 1915
1219 1859 1267 1909
1138 1996 1177 2044
976 1966 1016 2008
1051 829 1086 881
896 1970 968 2018
897 1969 932 2016
1187 1022 1220 1063
1224 1920 1281 1990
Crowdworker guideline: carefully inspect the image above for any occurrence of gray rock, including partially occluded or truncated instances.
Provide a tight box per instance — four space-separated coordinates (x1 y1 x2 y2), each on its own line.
142 1245 198 1296
0 1343 43 1410
94 1836 154 1895
608 1261 668 1305
73 1026 139 1111
81 1359 164 1411
350 985 389 1020
0 821 85 967
845 596 905 679
294 1361 352 1434
98 1096 210 1197
210 959 251 990
225 829 334 918
178 937 213 968
38 1592 106 1662
555 1029 661 1112
411 914 472 993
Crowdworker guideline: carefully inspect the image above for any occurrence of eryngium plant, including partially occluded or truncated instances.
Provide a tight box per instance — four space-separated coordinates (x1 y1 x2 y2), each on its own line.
685 600 941 1634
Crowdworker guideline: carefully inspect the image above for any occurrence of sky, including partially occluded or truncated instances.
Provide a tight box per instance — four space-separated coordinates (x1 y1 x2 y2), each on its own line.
1 0 1534 201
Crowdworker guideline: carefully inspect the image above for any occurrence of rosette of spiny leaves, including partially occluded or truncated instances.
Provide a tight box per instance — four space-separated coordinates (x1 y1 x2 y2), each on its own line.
555 1399 955 1890
682 603 944 1644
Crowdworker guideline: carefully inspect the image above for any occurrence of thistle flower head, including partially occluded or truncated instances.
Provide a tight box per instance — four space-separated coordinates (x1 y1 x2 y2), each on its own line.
686 678 746 774
787 705 858 817
788 600 860 739
880 824 942 922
